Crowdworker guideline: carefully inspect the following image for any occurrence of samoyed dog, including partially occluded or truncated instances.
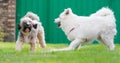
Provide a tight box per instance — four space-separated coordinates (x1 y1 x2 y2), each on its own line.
54 7 117 51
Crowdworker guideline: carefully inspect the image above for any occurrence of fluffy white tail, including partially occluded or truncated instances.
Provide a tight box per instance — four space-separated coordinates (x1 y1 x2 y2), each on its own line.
90 7 114 17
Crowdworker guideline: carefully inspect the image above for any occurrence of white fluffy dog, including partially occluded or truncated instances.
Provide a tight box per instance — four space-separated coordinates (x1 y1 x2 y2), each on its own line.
54 7 117 51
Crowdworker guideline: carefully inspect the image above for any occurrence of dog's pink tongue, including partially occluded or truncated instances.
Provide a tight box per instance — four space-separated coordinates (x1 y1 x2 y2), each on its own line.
25 28 30 32
58 22 61 27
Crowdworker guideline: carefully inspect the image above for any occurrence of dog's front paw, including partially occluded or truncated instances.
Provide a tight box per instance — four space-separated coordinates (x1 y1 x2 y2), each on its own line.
15 46 22 51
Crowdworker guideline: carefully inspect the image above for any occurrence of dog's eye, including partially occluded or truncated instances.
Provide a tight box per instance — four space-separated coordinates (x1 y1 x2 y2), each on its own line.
23 23 27 26
33 24 37 29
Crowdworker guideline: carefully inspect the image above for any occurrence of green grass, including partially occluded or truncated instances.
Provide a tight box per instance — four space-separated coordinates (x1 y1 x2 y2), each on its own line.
0 42 120 63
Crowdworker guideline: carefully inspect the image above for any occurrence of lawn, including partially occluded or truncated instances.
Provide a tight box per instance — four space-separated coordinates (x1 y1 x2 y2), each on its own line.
0 42 120 63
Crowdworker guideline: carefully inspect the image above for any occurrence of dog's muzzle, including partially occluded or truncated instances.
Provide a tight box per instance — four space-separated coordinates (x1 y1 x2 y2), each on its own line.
57 22 61 27
55 18 61 28
23 24 32 32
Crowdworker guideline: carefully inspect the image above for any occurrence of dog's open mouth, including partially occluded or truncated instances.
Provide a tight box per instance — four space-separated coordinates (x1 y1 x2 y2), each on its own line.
25 28 30 32
24 27 31 32
57 22 61 27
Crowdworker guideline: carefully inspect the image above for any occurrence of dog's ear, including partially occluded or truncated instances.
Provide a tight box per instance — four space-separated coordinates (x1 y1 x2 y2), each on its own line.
33 24 37 29
65 9 70 15
65 8 72 15
18 24 21 30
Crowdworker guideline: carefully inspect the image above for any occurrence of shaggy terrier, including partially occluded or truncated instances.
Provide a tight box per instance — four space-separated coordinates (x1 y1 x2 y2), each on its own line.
16 12 46 51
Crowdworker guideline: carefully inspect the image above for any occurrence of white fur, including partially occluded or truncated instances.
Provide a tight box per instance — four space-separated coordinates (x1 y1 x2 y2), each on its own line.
90 7 114 17
25 12 40 21
54 7 117 51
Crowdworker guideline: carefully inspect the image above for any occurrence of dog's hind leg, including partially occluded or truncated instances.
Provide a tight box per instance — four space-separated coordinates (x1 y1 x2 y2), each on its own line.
98 33 115 51
37 32 46 48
